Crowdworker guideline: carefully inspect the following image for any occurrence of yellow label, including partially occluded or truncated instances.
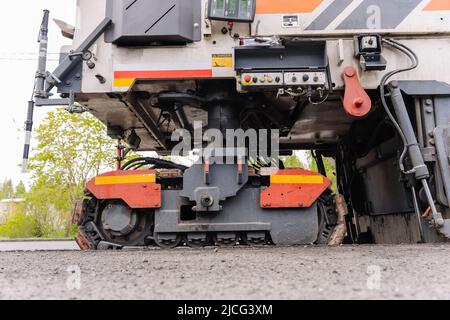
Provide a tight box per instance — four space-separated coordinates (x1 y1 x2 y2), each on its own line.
271 175 324 185
212 54 233 68
113 78 135 87
95 174 156 185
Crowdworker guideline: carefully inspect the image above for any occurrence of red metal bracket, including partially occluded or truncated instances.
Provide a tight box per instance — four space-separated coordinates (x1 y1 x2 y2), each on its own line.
342 67 372 118
75 230 92 251
86 170 161 209
260 169 331 209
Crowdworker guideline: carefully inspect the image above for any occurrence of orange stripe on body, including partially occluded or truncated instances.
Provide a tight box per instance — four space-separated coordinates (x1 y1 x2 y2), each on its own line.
256 0 323 14
270 175 324 185
95 174 156 185
114 69 213 80
424 0 450 11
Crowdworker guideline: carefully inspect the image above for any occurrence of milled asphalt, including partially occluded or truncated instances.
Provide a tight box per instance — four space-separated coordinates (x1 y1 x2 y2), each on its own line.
0 243 449 300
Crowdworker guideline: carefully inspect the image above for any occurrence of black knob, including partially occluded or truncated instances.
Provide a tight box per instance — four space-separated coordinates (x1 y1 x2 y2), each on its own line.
253 77 258 83
275 76 281 83
292 76 297 83
303 74 310 82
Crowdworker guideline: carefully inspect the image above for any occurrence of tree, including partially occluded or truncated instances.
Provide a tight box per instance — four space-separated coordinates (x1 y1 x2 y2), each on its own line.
0 179 14 199
27 108 115 236
15 181 26 198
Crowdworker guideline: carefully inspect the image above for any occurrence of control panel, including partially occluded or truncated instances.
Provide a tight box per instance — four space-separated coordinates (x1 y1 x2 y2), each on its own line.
235 40 331 97
241 72 284 87
284 71 327 86
240 71 328 89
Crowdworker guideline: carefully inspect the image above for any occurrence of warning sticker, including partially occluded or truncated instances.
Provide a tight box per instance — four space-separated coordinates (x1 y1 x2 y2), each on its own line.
212 54 233 68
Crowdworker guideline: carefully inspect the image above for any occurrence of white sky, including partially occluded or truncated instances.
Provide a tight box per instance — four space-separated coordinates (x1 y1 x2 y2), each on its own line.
0 1 76 186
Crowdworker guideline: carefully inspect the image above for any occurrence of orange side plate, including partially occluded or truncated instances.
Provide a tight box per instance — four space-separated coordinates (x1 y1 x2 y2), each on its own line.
86 170 161 209
261 169 331 209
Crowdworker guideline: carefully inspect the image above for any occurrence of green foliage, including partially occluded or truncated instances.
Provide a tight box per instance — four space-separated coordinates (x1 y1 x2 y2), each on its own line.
307 152 337 192
15 181 26 198
23 108 116 237
283 154 304 169
0 179 14 199
0 212 38 239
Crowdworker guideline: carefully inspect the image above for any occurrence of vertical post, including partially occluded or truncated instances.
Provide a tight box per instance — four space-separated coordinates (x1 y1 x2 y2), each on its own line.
35 10 50 98
21 10 50 173
116 140 123 171
21 101 35 173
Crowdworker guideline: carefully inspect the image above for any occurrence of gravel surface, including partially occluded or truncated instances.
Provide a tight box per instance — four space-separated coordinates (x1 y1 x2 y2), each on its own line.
0 244 449 300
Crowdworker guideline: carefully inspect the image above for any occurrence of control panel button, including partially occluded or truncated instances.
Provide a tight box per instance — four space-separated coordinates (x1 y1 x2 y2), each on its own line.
239 72 284 87
244 75 252 83
284 71 327 86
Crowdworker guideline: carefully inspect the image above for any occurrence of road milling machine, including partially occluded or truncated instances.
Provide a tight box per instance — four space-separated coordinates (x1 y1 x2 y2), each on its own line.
23 0 450 250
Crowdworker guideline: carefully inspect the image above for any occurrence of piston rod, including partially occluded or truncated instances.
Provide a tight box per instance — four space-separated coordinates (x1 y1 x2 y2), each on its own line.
388 81 444 227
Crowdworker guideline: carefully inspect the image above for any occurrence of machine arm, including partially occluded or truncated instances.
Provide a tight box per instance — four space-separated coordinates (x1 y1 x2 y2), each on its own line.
21 10 112 172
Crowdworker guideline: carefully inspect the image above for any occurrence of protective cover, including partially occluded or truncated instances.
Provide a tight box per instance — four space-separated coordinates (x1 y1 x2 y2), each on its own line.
105 0 202 45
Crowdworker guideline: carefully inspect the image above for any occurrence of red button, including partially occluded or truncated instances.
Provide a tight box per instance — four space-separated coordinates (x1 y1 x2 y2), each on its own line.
244 75 252 83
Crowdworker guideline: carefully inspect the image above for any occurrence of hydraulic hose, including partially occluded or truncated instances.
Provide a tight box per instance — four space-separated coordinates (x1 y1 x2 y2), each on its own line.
121 157 188 171
379 38 419 173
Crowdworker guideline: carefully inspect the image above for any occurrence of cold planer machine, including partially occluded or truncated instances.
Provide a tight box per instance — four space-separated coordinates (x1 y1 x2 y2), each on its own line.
24 1 450 249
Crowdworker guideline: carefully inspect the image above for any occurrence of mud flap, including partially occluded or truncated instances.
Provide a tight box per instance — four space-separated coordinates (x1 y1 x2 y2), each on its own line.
433 125 450 238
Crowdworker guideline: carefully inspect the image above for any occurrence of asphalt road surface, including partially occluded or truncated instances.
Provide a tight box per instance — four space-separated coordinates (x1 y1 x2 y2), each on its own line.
0 243 449 300
0 240 79 252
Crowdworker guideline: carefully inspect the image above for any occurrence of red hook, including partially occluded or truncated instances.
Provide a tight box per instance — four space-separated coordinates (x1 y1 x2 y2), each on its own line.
342 67 372 118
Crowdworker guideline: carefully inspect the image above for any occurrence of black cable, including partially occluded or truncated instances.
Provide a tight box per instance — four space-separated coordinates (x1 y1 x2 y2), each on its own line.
379 38 419 173
121 157 188 171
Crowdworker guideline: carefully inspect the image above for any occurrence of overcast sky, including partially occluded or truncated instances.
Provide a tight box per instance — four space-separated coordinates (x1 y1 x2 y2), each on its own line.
0 1 76 186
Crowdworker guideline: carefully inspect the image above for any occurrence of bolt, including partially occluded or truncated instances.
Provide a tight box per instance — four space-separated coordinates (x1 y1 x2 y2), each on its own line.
426 107 433 114
344 68 355 77
425 99 433 106
354 97 364 108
